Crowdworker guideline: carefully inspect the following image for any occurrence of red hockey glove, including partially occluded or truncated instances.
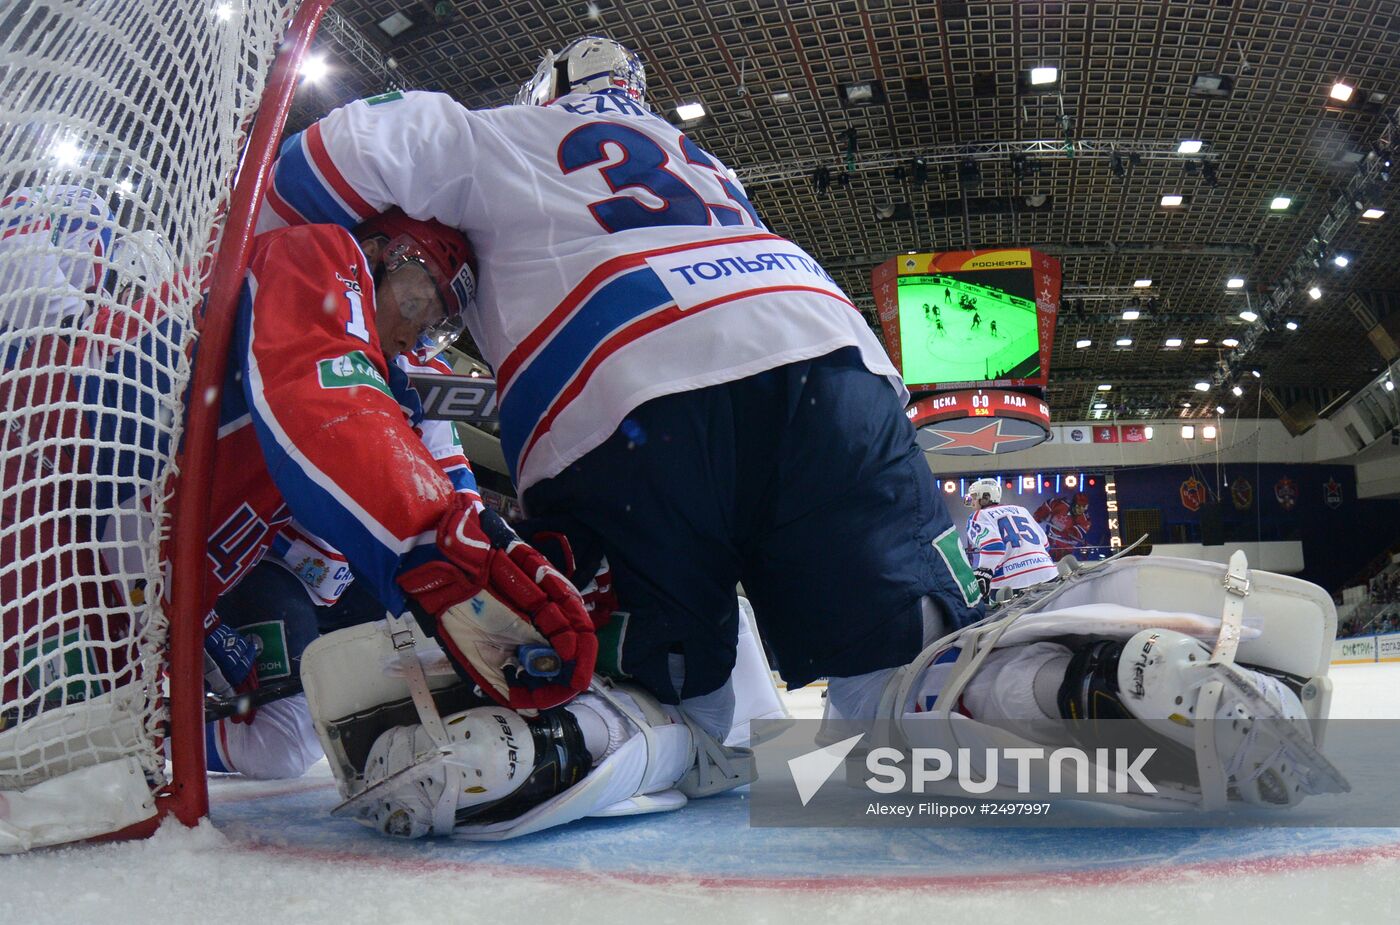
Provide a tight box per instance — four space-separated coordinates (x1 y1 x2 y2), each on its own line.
398 496 596 714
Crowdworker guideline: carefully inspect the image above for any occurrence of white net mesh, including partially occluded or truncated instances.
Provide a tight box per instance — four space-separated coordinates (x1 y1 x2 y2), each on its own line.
1 0 300 817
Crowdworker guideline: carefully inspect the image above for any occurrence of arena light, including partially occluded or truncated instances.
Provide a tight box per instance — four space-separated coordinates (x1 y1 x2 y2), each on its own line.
1250 369 1261 378
1181 425 1196 439
376 10 413 37
1165 337 1183 347
1361 207 1387 220
50 137 82 167
1115 337 1133 347
674 101 707 122
213 2 235 20
1286 320 1299 331
117 178 134 194
1193 381 1211 391
1239 309 1259 322
1227 277 1245 289
1333 254 1351 268
1076 338 1091 348
1215 405 1226 414
943 480 957 494
1330 80 1355 102
1270 195 1293 210
1160 194 1184 207
1121 309 1140 320
1092 401 1108 410
299 54 329 82
1065 474 1079 487
1177 139 1203 154
1097 383 1112 391
1308 285 1323 300
1194 337 1210 345
1221 337 1240 347
1143 426 1154 440
1202 424 1218 439
1386 379 1395 392
1030 66 1058 85
1232 385 1244 397
1133 278 1152 288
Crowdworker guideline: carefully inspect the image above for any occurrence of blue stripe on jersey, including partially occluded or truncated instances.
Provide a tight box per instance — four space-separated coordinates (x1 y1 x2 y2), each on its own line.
205 723 231 773
444 464 478 495
235 287 410 614
501 263 674 472
81 316 186 510
979 540 1007 553
498 266 673 478
269 132 359 229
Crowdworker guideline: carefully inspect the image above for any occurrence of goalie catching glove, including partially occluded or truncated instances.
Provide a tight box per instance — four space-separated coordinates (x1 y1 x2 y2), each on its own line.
397 495 597 713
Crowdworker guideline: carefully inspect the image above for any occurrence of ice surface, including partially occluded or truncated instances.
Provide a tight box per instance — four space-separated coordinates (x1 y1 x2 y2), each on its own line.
3 665 1398 925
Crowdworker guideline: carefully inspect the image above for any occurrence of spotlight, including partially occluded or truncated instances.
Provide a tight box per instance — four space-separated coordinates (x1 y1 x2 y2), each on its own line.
1164 337 1183 347
1177 139 1203 154
1308 285 1323 300
958 158 982 186
1227 277 1245 289
1232 385 1243 397
1221 337 1240 347
1143 426 1154 440
1018 66 1060 93
1193 381 1211 392
1203 424 1218 439
1361 207 1387 220
1110 151 1126 178
1387 379 1396 392
1333 254 1350 268
911 157 928 185
1182 425 1196 439
1133 278 1152 288
1075 339 1091 349
1285 320 1299 331
1115 337 1133 347
1190 73 1234 98
299 54 329 82
1097 383 1112 391
1250 369 1261 378
1239 310 1259 322
1029 66 1058 85
50 138 82 166
1270 195 1293 210
842 80 885 105
1201 161 1218 188
812 166 831 194
1122 309 1140 320
1330 80 1355 102
1160 194 1184 207
1194 338 1210 345
1011 153 1029 179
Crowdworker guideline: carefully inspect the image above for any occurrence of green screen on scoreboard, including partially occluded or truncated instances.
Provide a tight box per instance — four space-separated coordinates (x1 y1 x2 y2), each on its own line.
896 268 1042 387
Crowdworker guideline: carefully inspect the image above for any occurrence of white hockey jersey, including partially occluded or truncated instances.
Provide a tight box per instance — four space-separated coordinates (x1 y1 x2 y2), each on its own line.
256 89 903 491
965 503 1057 591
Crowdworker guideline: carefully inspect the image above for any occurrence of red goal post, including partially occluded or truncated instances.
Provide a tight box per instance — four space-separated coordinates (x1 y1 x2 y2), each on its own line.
0 0 333 850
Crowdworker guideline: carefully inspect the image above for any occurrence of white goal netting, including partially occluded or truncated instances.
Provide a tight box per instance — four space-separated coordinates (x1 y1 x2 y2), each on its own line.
1 0 303 850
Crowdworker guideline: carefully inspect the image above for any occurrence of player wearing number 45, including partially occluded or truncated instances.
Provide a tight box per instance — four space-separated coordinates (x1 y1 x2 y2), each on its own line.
260 36 985 837
963 477 1058 601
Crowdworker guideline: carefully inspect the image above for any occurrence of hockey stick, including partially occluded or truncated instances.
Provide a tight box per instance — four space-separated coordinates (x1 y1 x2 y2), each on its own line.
204 677 305 721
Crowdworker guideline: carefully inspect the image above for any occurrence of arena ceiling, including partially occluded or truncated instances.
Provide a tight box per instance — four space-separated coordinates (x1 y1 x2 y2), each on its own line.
289 0 1400 423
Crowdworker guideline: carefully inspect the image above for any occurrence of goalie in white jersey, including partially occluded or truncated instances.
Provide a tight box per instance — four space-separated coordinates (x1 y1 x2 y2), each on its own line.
964 477 1058 600
263 36 987 837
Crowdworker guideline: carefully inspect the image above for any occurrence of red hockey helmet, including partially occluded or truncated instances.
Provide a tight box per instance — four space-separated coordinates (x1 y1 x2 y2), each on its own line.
356 209 477 357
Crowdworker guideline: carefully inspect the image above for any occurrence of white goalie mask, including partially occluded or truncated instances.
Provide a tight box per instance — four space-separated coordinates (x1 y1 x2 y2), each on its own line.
108 229 175 296
964 477 1002 508
514 36 647 108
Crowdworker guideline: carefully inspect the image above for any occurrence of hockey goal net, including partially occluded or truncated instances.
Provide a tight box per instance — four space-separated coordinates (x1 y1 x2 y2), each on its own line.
0 0 328 850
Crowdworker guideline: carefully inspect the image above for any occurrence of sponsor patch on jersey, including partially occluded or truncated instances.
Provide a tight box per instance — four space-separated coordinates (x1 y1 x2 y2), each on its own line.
238 620 292 680
932 526 982 606
317 350 392 397
365 91 404 106
645 238 848 314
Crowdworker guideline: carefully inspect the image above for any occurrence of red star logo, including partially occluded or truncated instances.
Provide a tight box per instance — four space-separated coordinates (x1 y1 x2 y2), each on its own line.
923 420 1035 454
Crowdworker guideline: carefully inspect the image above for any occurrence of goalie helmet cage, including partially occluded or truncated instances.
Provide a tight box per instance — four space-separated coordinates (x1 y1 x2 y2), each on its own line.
0 0 333 851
